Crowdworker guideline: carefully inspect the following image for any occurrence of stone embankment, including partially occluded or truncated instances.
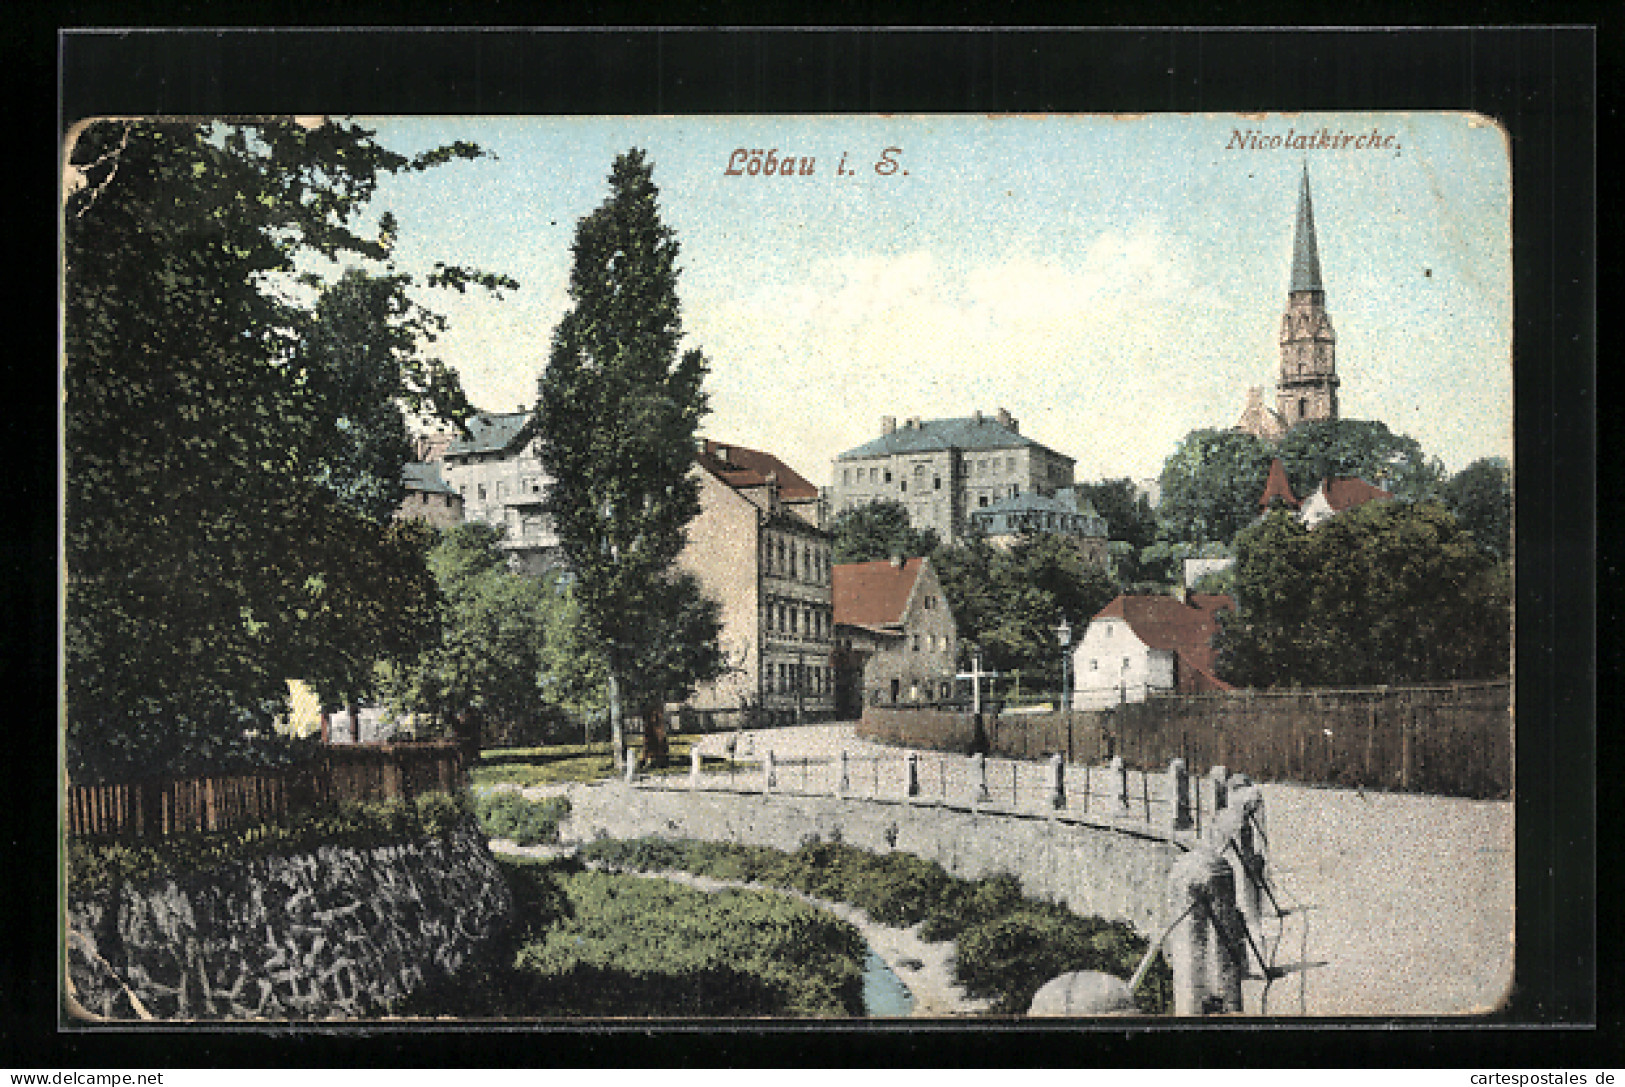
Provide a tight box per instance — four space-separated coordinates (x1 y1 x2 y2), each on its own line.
66 822 511 1021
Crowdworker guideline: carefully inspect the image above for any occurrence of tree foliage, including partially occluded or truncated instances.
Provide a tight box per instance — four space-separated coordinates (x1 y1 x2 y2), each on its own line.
1073 478 1157 551
534 149 722 764
1438 456 1512 561
63 118 508 781
932 533 1117 686
377 523 604 743
1155 429 1277 547
1218 503 1511 687
1155 419 1448 551
1274 418 1445 504
829 499 941 564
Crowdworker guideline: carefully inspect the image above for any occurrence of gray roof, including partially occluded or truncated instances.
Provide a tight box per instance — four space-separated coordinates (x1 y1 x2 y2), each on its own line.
837 416 1070 461
402 461 457 496
972 489 1108 536
1290 166 1325 293
446 411 533 457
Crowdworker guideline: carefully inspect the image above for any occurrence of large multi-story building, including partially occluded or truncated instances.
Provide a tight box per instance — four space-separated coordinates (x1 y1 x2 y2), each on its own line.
439 410 563 575
829 408 1076 543
678 439 836 726
968 487 1109 567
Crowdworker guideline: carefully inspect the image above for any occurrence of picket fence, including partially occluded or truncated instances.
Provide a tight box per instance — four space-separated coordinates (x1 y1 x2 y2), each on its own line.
65 740 466 840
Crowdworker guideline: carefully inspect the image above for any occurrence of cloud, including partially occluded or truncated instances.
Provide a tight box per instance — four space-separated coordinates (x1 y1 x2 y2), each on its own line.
687 225 1238 483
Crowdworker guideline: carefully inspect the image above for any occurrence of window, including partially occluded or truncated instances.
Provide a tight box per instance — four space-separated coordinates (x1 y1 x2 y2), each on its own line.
843 468 850 485
1105 626 1113 638
1123 657 1131 669
871 467 879 483
912 635 921 652
884 470 892 483
934 476 941 490
1006 457 1016 472
789 546 797 579
900 480 907 493
978 495 988 508
1091 660 1098 671
477 484 486 500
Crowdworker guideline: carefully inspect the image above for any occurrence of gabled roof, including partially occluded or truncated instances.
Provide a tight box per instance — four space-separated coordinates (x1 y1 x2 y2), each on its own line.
402 461 457 496
837 416 1068 461
697 439 820 502
1091 593 1235 677
445 411 532 457
1315 476 1393 512
833 557 925 629
1258 458 1300 510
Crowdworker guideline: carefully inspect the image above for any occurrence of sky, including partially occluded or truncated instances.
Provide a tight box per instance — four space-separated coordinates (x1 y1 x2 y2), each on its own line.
351 112 1512 488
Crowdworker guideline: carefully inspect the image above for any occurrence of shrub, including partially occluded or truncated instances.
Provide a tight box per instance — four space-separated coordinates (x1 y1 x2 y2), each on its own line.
67 790 475 898
953 906 1169 1014
474 790 571 846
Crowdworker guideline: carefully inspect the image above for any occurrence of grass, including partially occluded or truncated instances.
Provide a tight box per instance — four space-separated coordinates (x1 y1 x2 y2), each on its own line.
470 736 754 788
392 856 866 1019
578 836 1172 1015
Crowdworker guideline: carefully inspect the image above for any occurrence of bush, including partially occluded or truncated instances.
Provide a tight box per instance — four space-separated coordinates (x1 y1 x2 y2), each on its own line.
68 790 474 897
473 790 571 846
572 835 1168 1014
953 905 1169 1014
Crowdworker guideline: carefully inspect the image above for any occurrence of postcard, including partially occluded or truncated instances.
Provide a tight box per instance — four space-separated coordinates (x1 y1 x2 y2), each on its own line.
61 112 1514 1024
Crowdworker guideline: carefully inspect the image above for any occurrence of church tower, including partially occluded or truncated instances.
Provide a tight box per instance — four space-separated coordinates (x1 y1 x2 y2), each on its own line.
1276 166 1340 426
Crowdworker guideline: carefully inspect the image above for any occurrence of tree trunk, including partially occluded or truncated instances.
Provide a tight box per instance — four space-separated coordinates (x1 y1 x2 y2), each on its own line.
607 671 626 770
643 703 669 768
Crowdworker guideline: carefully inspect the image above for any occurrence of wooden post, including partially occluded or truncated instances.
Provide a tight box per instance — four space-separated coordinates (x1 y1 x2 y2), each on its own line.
1169 758 1193 832
1165 847 1245 1016
1047 752 1066 810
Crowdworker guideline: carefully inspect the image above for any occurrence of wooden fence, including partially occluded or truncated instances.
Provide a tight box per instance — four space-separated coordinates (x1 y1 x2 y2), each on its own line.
858 680 1512 799
65 740 466 840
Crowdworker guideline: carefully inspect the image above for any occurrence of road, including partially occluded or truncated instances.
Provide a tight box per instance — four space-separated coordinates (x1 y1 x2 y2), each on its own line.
683 722 1515 1018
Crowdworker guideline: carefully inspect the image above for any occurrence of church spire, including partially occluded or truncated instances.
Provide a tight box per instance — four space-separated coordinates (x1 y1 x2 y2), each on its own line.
1289 164 1324 293
1276 165 1339 427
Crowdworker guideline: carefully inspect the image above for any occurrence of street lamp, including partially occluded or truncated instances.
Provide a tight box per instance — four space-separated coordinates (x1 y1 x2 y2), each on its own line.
1055 617 1073 713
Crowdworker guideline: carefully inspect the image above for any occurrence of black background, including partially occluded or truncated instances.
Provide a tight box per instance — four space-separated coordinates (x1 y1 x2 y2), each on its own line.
10 12 1604 1071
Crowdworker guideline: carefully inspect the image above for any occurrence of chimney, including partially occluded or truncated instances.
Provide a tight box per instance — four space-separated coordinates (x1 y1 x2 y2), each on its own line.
908 416 922 430
1247 386 1265 407
973 410 983 424
996 407 1016 432
890 554 904 569
882 416 897 435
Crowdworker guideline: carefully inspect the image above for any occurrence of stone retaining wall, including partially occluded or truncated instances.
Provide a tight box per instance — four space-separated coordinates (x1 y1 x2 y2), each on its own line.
562 783 1185 936
65 822 511 1021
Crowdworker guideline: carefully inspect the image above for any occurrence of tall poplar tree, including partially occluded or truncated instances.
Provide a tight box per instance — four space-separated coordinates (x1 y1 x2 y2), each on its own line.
535 149 718 767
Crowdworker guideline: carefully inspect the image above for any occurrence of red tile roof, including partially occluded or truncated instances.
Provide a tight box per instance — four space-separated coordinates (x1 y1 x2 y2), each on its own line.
1318 476 1393 512
833 557 924 629
697 439 820 501
1092 593 1235 677
1258 457 1300 510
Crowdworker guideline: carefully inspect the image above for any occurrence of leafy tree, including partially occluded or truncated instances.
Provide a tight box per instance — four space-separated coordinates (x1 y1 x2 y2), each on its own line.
1073 478 1157 551
378 523 604 750
535 149 721 768
1155 429 1276 547
1218 503 1511 687
1275 418 1445 504
932 533 1116 687
830 499 941 564
63 118 508 781
1438 456 1512 561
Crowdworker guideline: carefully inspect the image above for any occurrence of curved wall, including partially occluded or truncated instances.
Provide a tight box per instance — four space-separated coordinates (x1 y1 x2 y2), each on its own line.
562 783 1186 935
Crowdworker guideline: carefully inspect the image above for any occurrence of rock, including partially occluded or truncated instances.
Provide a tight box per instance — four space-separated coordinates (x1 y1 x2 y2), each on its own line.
1027 971 1138 1016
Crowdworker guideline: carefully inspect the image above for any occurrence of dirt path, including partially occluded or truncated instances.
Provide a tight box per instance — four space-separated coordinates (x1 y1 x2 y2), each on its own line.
486 838 990 1018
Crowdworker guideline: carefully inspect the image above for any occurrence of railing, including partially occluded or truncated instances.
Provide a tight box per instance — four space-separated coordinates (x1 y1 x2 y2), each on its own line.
64 740 466 840
647 741 1309 1016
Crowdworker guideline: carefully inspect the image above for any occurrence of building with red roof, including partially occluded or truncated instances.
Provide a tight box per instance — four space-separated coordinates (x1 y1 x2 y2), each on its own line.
677 439 835 725
1071 592 1235 708
1298 476 1394 528
832 556 958 715
1258 457 1301 511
